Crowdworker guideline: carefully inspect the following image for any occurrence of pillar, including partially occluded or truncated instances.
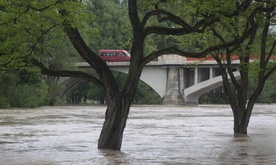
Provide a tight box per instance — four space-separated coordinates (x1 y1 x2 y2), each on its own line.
195 67 198 84
210 67 213 79
163 67 184 105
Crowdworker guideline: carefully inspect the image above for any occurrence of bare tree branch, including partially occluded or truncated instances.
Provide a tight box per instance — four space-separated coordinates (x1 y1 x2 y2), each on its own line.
141 23 256 66
28 57 104 88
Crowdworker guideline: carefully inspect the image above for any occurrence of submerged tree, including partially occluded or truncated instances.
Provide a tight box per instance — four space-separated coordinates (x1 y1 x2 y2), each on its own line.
209 1 276 133
0 0 269 150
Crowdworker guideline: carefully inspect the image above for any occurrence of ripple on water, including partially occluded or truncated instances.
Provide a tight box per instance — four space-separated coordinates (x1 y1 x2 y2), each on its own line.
0 105 276 164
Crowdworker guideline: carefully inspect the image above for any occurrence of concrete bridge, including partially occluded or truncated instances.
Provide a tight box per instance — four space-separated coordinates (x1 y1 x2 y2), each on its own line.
65 55 240 105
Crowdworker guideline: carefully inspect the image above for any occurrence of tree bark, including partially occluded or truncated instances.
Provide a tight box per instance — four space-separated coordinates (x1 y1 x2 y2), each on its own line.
233 109 249 134
98 100 129 150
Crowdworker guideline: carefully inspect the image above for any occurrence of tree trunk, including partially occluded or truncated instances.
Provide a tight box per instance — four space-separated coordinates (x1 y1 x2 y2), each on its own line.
233 108 249 134
232 99 256 134
98 99 130 150
233 117 248 134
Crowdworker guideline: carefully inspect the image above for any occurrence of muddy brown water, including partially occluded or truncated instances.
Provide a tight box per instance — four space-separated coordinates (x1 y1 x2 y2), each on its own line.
0 104 276 164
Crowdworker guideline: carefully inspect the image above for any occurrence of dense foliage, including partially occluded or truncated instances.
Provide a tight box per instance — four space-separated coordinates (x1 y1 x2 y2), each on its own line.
0 69 48 108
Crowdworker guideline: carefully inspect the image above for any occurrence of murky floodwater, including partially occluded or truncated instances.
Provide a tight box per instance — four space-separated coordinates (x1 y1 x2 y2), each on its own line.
0 104 276 165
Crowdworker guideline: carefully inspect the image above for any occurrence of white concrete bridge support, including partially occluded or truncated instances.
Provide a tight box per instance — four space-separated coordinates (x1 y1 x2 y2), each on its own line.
162 67 184 105
184 67 216 106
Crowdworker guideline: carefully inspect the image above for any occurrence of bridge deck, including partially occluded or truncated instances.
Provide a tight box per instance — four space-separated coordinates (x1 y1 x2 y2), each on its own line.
76 59 241 67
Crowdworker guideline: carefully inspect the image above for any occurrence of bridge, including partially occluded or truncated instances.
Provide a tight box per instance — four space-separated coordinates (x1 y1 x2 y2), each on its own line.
65 54 240 106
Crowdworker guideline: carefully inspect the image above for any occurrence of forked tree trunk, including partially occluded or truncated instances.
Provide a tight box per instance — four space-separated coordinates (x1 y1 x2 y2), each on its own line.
221 73 251 134
232 97 257 134
97 98 130 150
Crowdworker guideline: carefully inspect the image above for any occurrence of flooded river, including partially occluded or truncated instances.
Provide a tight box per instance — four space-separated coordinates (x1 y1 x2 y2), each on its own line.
0 104 276 165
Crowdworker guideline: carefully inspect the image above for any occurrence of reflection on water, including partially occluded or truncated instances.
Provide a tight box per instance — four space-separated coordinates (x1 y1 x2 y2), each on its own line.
0 105 276 164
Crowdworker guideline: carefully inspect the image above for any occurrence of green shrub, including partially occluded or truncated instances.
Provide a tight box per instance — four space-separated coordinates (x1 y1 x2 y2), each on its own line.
0 96 11 109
